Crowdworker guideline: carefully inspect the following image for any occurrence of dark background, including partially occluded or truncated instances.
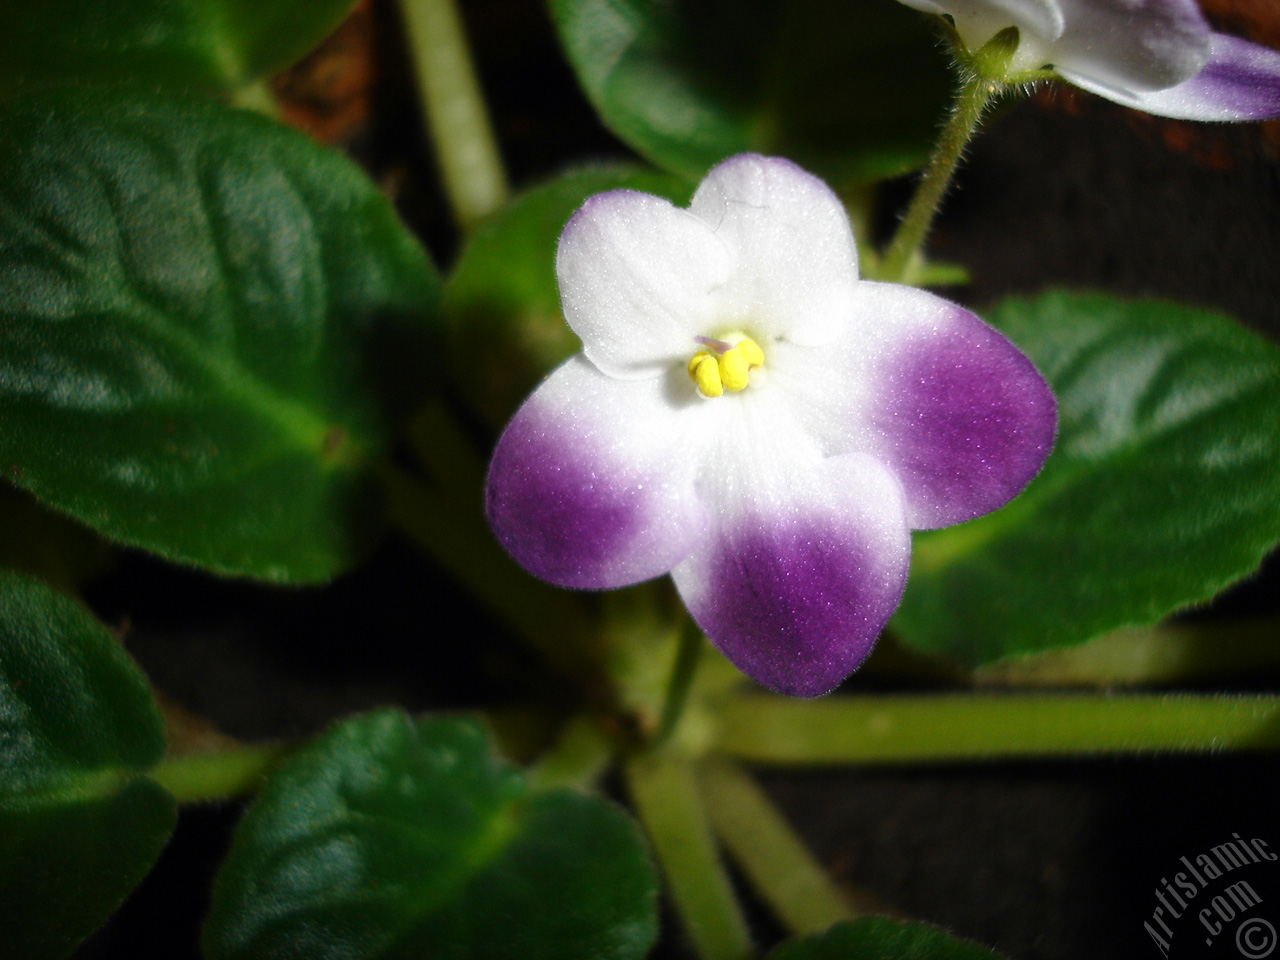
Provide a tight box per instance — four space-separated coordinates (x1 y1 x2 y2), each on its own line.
68 1 1280 958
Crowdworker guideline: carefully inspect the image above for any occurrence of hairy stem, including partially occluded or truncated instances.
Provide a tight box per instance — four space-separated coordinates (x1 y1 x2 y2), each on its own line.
714 693 1280 764
654 621 704 746
972 619 1280 688
701 759 886 934
398 0 508 230
229 79 281 118
878 72 998 283
150 741 291 803
626 752 755 960
527 715 614 791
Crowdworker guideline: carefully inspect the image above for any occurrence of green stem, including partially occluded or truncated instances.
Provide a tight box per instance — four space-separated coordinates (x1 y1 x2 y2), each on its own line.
972 619 1280 688
626 752 755 960
379 463 603 686
700 759 885 934
714 693 1280 765
229 79 281 118
398 0 509 231
878 72 998 283
654 620 703 746
150 742 291 803
527 714 614 792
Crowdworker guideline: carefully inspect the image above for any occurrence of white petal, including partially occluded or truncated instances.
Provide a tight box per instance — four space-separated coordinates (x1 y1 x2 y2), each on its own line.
894 0 1065 49
1050 0 1210 93
486 356 710 588
688 154 858 347
556 189 733 379
1062 31 1280 120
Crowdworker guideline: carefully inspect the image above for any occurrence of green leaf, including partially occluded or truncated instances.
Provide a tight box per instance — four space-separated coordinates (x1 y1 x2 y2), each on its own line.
549 0 952 188
769 918 1007 959
446 164 691 425
0 0 359 96
0 89 442 583
0 572 176 960
0 483 114 592
204 710 659 960
895 291 1280 665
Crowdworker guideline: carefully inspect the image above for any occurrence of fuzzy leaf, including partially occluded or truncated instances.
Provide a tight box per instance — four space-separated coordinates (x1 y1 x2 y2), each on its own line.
0 0 359 95
549 0 951 187
204 710 658 960
0 572 175 960
0 89 442 583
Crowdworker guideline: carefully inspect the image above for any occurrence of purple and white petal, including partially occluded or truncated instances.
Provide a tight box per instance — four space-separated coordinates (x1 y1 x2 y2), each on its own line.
687 154 859 347
485 356 706 589
863 285 1055 529
894 0 1065 50
556 189 732 379
778 283 1055 530
1049 0 1210 92
672 451 910 698
1062 32 1280 120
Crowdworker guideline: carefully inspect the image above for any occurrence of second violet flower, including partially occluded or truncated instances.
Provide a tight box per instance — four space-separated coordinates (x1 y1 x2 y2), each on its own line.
897 0 1280 120
485 154 1056 697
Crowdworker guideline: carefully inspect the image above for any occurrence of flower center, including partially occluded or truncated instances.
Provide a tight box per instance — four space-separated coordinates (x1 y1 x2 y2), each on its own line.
686 333 765 399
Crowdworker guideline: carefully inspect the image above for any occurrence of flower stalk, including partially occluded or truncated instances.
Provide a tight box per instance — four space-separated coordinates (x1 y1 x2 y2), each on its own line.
398 0 509 230
972 619 1280 688
150 741 292 803
653 620 704 747
878 70 1001 283
229 79 281 118
713 693 1280 764
626 751 755 960
700 759 879 934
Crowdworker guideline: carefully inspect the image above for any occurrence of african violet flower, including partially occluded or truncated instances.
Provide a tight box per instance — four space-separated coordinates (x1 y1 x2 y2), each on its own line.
485 155 1056 697
897 0 1280 120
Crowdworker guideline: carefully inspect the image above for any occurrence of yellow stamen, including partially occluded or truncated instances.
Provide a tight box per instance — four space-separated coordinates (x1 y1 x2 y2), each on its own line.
688 351 723 398
719 345 750 391
736 338 764 368
686 336 764 398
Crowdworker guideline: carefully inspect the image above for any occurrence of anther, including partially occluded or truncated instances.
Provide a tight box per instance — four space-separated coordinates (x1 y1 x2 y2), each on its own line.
688 351 723 398
719 346 750 391
736 339 764 368
686 335 764 398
